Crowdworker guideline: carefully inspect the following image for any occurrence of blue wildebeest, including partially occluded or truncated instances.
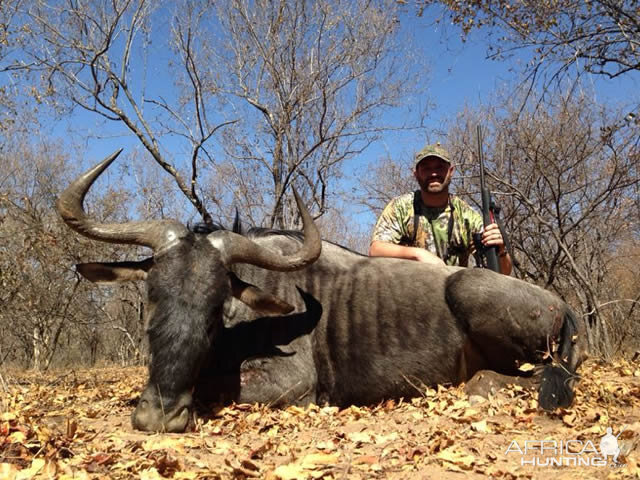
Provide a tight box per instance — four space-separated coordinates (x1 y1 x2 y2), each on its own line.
57 151 585 432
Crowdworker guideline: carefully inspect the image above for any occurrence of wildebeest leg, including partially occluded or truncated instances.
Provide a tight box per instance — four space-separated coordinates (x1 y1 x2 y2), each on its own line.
237 335 317 406
196 289 322 407
445 269 585 410
456 339 490 384
195 337 317 407
231 288 320 406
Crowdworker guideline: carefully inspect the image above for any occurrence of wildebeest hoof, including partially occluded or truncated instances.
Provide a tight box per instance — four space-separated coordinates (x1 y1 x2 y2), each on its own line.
131 389 193 433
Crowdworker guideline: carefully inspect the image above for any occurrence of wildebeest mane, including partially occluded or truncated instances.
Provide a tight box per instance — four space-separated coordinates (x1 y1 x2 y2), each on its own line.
190 221 303 240
190 222 234 234
252 228 366 257
190 222 365 257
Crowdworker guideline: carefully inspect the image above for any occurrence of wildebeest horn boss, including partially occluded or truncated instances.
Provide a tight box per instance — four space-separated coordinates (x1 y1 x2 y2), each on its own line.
58 151 585 433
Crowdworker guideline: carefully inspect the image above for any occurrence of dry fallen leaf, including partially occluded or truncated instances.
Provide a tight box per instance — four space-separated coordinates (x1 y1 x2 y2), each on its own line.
300 452 341 468
346 431 373 444
15 458 46 479
138 467 164 480
142 436 187 454
436 447 475 470
517 363 535 372
271 452 340 480
471 419 491 433
0 463 20 478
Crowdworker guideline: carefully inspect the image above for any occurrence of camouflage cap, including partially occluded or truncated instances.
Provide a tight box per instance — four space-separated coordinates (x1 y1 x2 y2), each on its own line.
414 143 452 168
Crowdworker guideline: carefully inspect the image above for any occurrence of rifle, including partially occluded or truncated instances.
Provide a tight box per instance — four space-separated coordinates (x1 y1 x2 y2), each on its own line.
473 125 500 272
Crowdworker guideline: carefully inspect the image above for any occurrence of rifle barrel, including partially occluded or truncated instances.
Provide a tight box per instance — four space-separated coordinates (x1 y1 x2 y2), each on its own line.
476 125 499 272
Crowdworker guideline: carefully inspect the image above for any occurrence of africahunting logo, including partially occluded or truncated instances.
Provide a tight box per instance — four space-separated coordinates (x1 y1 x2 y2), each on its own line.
505 425 632 467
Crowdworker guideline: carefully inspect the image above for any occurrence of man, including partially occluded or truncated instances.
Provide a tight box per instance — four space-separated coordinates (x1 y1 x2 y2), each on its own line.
369 143 512 275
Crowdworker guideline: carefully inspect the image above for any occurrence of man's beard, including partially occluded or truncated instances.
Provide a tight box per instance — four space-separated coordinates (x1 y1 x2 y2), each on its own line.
418 176 451 194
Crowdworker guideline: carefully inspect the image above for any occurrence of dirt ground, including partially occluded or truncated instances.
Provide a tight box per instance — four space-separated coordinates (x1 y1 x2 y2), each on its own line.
1 359 639 479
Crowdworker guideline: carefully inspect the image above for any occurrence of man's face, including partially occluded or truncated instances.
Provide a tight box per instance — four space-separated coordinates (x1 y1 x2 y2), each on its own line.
414 156 454 194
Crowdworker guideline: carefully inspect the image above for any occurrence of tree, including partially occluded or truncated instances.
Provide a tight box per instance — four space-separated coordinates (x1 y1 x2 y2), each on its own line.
1 144 84 369
0 140 153 369
422 0 640 103
4 0 422 229
357 152 416 216
606 237 640 353
206 0 419 227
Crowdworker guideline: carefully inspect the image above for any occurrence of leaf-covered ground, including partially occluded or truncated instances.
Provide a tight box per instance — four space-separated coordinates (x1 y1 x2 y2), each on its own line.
1 359 639 479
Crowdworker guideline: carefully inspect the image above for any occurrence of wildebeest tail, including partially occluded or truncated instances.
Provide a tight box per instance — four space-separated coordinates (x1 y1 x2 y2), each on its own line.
538 308 580 410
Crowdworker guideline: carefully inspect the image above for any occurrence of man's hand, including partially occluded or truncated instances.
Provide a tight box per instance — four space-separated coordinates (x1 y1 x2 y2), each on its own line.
481 223 513 275
411 248 446 266
481 223 505 254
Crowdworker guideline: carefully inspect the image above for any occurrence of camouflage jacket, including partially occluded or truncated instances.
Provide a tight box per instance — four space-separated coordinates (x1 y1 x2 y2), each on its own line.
371 192 483 267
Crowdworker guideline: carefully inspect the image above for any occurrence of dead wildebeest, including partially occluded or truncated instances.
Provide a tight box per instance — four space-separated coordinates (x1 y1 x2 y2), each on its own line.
57 151 585 432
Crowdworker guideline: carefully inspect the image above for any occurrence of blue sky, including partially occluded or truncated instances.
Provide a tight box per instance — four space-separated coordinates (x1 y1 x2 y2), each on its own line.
25 5 639 164
43 9 524 160
368 11 639 163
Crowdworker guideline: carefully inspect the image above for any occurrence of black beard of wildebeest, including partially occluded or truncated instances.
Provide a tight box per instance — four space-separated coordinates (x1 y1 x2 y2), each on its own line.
57 150 586 433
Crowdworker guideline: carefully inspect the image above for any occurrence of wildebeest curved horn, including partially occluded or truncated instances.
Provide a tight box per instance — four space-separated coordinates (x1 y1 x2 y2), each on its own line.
56 150 188 251
211 189 322 271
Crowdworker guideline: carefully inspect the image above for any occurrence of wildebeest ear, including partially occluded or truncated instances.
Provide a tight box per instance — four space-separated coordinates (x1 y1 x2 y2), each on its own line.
229 273 294 315
76 258 154 283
